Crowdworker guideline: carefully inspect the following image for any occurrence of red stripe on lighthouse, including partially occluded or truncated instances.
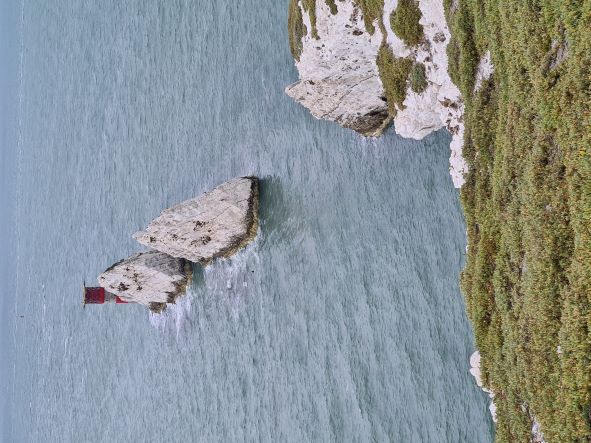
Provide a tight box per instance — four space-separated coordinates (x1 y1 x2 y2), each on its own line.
84 287 106 304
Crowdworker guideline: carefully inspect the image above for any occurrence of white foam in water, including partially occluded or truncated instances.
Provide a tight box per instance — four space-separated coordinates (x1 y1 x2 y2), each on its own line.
148 287 195 339
202 234 262 322
149 233 262 336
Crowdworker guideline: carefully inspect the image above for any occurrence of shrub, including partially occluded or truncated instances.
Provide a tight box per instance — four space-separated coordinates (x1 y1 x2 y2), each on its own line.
390 0 424 47
288 0 306 61
325 0 338 15
376 44 413 114
409 63 428 93
355 0 385 34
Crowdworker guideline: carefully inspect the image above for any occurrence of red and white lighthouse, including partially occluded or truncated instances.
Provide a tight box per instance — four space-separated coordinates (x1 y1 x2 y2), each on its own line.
83 285 129 306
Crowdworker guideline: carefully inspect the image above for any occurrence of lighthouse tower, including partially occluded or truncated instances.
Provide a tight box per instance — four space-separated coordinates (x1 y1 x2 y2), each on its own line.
83 285 129 306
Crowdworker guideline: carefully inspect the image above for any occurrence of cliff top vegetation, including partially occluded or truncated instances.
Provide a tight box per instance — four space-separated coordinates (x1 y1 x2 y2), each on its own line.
446 0 591 441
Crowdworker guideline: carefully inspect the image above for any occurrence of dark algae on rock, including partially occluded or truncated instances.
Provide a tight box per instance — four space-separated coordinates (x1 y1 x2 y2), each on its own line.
446 0 591 441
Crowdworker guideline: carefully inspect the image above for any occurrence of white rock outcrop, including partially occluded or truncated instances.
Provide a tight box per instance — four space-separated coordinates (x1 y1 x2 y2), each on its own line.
474 51 494 93
469 351 497 422
285 1 390 136
531 420 547 443
383 0 468 187
470 351 548 440
287 0 470 187
98 251 191 313
134 177 259 265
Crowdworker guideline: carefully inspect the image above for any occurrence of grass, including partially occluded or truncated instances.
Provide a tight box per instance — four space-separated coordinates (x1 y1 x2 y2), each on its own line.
287 0 318 62
326 0 338 15
390 0 424 46
288 0 307 61
354 0 385 34
446 0 591 441
409 62 428 93
376 44 413 115
301 0 319 39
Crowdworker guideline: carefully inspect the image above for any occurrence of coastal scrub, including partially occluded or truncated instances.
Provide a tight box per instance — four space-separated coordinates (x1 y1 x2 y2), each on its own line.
301 0 319 39
355 0 385 34
288 0 306 60
376 44 413 115
447 0 591 441
326 0 338 15
409 62 428 94
390 0 424 47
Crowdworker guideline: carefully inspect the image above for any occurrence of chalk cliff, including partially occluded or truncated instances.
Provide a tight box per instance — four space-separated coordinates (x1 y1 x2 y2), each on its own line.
469 351 497 422
134 177 259 265
287 0 469 187
469 350 546 441
285 1 389 137
98 251 191 313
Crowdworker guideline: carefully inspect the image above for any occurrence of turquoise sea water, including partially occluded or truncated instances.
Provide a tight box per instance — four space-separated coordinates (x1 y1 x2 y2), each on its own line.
3 0 494 441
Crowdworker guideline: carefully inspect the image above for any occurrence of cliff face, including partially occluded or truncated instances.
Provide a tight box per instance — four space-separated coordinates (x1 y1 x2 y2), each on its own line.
286 0 468 187
383 0 467 187
98 251 191 313
469 351 497 422
134 177 259 265
285 1 390 137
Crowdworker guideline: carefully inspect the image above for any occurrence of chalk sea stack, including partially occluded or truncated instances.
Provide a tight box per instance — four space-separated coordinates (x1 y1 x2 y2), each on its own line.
134 177 259 265
98 251 192 313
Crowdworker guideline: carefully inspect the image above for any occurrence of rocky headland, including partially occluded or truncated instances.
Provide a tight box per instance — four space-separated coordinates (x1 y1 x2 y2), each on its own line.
285 1 389 137
286 1 591 440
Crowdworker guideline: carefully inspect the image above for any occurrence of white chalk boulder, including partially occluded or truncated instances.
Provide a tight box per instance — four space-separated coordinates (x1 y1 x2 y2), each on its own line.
98 251 191 313
134 177 259 265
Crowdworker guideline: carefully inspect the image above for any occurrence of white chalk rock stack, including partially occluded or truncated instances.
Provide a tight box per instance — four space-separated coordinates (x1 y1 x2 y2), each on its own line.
134 177 259 265
98 251 191 313
285 1 389 136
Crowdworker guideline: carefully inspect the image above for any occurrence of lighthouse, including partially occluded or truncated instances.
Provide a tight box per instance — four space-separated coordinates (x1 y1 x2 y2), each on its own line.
83 285 129 306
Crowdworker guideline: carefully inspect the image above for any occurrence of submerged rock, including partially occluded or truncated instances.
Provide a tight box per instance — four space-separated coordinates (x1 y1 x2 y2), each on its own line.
134 177 259 265
98 251 191 313
285 1 390 137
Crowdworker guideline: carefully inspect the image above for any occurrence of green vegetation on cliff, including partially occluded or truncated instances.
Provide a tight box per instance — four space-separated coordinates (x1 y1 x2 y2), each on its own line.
288 0 419 116
376 45 413 114
390 0 424 46
446 1 591 441
355 0 384 34
409 62 427 94
301 0 319 39
288 0 306 60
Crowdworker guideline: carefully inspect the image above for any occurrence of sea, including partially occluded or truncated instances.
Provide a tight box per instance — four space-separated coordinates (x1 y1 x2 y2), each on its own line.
0 0 494 441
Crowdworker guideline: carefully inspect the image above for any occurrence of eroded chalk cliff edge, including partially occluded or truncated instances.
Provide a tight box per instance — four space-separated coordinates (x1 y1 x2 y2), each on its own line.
285 2 389 137
286 0 471 188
